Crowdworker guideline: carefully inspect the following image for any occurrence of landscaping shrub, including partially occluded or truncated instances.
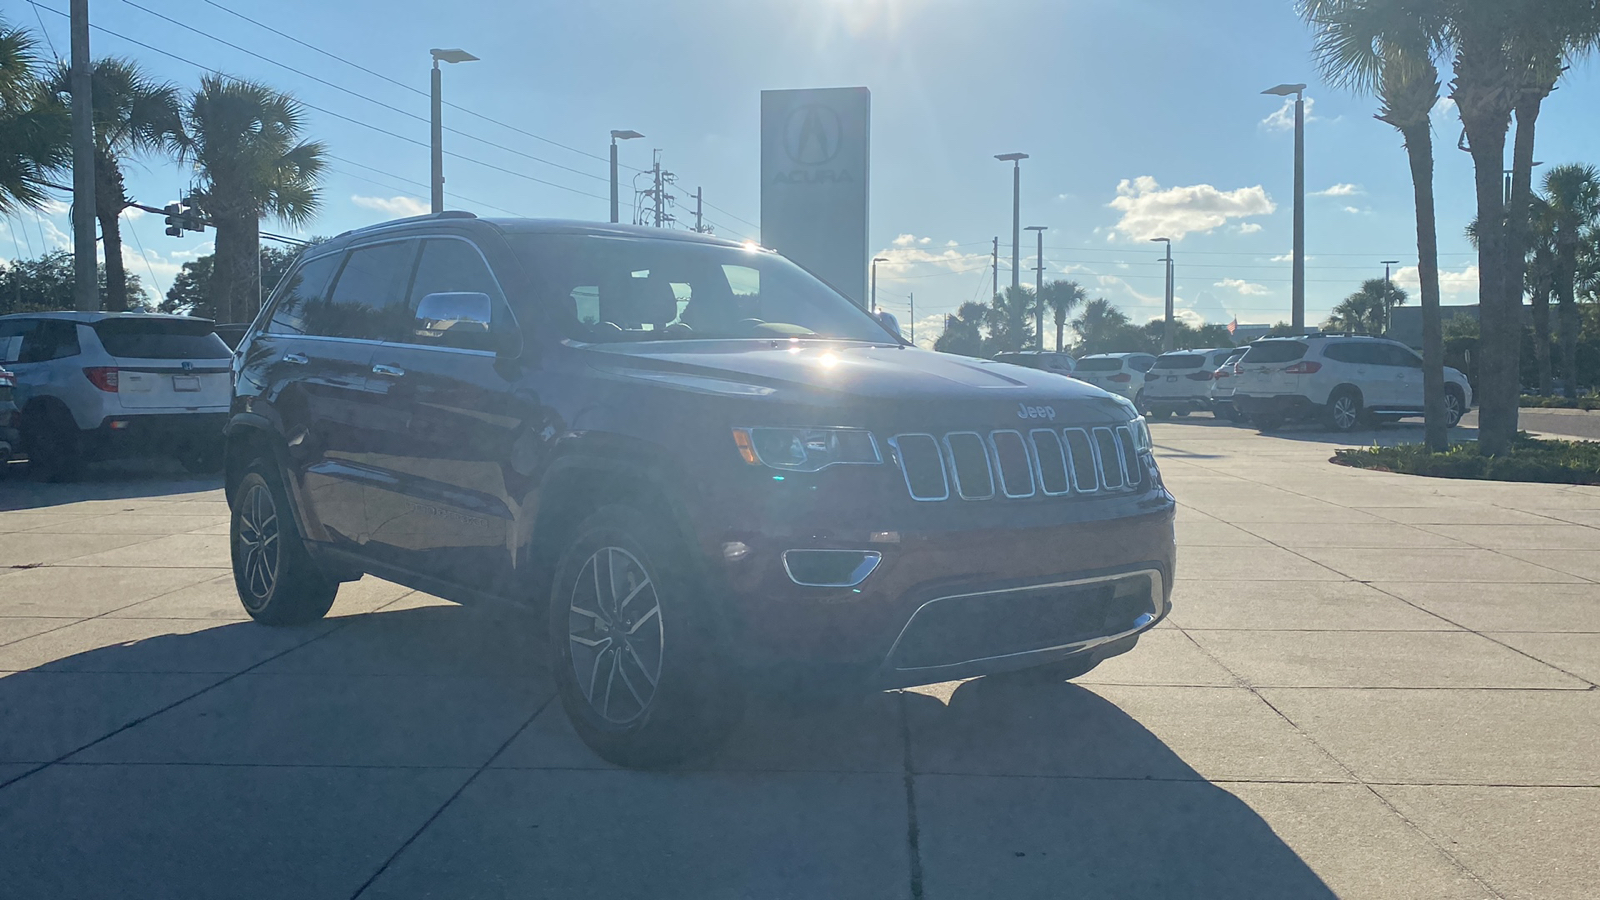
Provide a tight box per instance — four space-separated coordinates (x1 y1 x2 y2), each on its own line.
1334 434 1600 485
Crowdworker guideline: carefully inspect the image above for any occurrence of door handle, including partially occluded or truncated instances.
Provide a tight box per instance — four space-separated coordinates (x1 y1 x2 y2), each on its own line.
282 352 308 365
371 364 406 378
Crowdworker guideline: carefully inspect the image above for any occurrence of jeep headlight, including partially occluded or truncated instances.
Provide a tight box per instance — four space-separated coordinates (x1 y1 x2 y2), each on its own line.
731 427 882 473
1131 416 1153 453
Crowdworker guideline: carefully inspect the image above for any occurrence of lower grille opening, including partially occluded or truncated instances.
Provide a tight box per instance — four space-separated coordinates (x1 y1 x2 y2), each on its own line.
889 573 1157 671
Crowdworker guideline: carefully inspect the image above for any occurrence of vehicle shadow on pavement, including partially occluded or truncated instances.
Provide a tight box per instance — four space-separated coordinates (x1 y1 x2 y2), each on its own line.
0 459 222 511
0 603 1333 899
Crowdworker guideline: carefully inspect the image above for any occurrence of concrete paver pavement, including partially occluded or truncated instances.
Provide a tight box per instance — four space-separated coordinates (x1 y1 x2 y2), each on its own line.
1 420 1597 899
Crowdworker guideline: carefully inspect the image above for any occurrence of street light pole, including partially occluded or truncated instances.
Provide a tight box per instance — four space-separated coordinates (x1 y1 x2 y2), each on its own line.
70 0 97 312
1026 225 1046 350
1381 259 1400 335
995 153 1029 298
610 130 643 224
1152 237 1174 351
871 256 889 312
1263 83 1308 333
430 48 479 214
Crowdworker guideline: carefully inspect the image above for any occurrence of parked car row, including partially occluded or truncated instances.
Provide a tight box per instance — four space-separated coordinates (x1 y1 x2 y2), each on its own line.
0 312 233 479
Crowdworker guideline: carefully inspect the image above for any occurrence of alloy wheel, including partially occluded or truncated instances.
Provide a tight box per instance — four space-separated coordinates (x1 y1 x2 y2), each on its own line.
1332 396 1358 431
1444 393 1463 427
568 546 665 725
236 483 280 609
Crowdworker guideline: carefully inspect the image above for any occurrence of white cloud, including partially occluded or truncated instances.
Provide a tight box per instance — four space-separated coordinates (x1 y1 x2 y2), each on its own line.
1268 253 1316 263
1312 183 1363 197
872 235 986 279
1108 176 1276 242
1235 222 1263 235
918 237 931 245
1342 206 1369 215
351 194 429 219
892 233 917 247
1391 263 1480 298
911 312 947 350
1215 278 1270 296
1261 95 1318 132
1432 96 1457 117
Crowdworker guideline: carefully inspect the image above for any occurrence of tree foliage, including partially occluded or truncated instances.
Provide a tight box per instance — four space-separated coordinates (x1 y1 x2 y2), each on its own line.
161 245 300 320
0 17 68 214
1325 278 1409 334
0 251 147 315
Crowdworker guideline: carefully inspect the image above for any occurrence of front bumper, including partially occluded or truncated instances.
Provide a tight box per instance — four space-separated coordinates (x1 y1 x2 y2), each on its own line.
88 412 226 459
712 501 1177 688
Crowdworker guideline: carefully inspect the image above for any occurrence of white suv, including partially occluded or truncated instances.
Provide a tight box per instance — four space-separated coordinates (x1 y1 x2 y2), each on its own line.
0 312 232 479
1141 348 1240 418
1231 335 1473 432
1073 352 1156 403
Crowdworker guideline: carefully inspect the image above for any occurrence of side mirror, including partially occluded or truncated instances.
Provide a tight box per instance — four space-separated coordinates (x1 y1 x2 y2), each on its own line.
414 291 518 355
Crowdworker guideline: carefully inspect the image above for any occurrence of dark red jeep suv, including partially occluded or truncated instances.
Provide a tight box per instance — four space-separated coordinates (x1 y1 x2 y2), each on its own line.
225 214 1176 766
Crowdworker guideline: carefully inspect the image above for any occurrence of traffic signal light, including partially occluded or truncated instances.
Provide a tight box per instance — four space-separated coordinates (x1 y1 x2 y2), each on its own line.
181 195 206 233
163 202 184 238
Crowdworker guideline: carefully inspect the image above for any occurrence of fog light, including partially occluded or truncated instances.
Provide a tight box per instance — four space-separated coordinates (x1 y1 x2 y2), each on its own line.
782 550 882 588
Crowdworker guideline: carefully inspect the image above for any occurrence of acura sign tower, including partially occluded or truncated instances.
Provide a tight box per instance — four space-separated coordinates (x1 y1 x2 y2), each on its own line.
760 87 871 308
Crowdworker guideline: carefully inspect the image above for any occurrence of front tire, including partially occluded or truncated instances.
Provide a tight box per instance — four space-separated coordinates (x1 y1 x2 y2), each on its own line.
1444 387 1465 428
231 464 337 625
549 505 740 769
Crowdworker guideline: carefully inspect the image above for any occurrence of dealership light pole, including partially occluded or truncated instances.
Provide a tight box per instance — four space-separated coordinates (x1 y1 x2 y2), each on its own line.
871 256 888 312
1152 237 1174 351
996 153 1028 297
1262 83 1307 333
430 48 479 213
1026 225 1046 350
70 0 97 311
610 130 643 223
1381 259 1399 335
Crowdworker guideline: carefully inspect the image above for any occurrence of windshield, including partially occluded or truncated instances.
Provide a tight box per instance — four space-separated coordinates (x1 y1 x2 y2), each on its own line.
93 319 229 360
1152 354 1204 369
505 234 899 344
1075 357 1126 372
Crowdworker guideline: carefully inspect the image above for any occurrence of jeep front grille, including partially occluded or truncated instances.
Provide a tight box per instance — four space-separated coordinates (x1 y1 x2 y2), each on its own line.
889 426 1144 502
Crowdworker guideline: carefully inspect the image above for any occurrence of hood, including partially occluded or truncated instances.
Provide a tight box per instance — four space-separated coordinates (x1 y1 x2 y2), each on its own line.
583 340 1116 404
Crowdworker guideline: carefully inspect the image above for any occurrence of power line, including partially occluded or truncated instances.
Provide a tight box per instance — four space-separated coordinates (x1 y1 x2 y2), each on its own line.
198 0 639 173
122 208 165 300
114 0 612 187
25 3 615 207
325 154 531 217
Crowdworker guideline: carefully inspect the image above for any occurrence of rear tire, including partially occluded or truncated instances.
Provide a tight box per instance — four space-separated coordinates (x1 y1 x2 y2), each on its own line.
1174 409 1191 418
1326 388 1363 433
231 463 337 625
1149 406 1171 420
549 505 741 769
1252 414 1284 432
22 404 83 482
178 440 224 475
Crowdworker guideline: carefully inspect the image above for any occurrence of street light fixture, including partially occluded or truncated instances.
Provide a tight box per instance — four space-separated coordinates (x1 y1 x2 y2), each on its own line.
610 129 644 224
1151 237 1174 351
871 257 889 312
1263 83 1307 333
430 48 479 214
995 153 1029 298
1025 225 1047 350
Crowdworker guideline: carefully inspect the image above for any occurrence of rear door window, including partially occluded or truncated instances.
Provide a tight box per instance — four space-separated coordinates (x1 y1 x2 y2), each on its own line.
1 319 81 364
1381 344 1423 368
94 319 229 359
267 254 342 336
318 240 420 342
1241 341 1307 363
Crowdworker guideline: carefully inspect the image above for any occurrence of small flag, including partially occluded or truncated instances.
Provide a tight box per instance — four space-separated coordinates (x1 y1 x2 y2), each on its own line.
1227 317 1238 335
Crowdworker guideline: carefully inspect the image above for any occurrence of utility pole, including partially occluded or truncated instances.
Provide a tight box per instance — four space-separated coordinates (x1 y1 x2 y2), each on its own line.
69 0 97 312
1381 259 1400 335
991 237 999 302
641 150 675 228
694 187 706 233
652 154 663 227
1152 237 1174 352
1026 225 1046 351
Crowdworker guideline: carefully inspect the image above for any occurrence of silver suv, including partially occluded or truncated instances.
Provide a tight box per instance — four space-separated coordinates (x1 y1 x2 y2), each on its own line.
1231 334 1473 432
0 312 232 479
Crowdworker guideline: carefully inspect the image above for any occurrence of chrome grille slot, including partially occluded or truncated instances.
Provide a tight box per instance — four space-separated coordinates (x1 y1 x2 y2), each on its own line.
1063 428 1098 494
1116 425 1142 489
989 430 1035 498
1029 429 1071 496
944 432 995 500
1092 427 1125 490
892 434 949 501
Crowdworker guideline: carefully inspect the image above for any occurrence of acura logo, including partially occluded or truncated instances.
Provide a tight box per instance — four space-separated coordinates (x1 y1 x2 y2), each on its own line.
783 104 842 166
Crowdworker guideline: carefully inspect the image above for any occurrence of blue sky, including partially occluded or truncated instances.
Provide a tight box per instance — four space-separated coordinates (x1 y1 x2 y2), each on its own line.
6 0 1599 345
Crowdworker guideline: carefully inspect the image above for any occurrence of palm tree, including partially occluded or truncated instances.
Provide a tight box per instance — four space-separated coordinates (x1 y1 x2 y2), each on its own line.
1327 278 1409 334
932 301 988 357
1040 279 1087 352
1303 0 1452 449
180 75 326 324
1539 164 1600 398
0 18 68 215
987 285 1036 353
49 58 182 312
1071 298 1131 354
1524 196 1558 395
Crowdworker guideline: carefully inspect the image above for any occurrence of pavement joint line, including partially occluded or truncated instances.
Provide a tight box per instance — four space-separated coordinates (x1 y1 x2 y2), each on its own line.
346 692 557 900
895 690 926 900
900 771 1600 788
0 611 358 794
1167 620 1511 899
0 568 230 650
